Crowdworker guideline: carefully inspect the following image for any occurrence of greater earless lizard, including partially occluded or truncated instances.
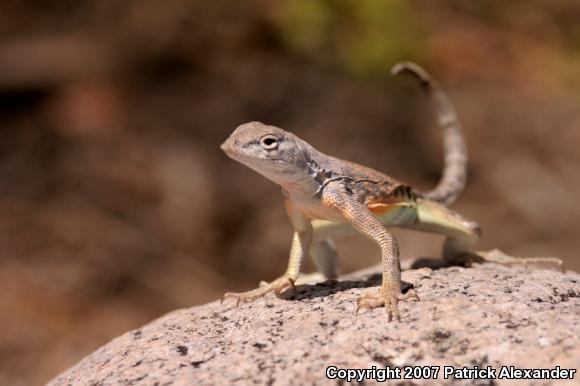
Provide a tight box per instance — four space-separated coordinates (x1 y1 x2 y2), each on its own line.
220 62 562 321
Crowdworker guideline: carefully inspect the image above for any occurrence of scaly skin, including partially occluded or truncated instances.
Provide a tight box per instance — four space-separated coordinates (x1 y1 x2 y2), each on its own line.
220 62 563 321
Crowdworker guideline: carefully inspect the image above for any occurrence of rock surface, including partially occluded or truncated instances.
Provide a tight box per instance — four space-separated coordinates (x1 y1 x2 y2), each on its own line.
48 264 579 385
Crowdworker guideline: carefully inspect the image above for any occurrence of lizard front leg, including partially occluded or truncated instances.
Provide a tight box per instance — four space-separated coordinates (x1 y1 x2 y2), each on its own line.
222 204 312 306
321 182 419 321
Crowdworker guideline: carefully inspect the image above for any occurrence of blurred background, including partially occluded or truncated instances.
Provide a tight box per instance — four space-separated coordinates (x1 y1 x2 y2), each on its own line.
1 1 579 384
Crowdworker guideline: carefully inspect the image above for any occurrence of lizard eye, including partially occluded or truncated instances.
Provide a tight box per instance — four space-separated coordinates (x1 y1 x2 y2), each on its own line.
259 135 279 150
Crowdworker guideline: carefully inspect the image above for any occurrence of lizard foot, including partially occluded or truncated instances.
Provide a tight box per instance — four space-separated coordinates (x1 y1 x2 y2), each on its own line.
469 249 564 272
356 287 419 322
222 275 296 307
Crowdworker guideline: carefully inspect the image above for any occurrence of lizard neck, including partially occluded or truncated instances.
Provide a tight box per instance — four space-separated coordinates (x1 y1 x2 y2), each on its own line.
279 161 322 200
281 143 335 200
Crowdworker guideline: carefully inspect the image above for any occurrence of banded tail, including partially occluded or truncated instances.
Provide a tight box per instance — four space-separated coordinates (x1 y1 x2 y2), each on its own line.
391 61 467 207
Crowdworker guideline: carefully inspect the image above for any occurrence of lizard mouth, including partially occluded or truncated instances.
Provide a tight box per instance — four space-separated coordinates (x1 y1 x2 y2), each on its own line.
220 141 243 160
220 141 287 168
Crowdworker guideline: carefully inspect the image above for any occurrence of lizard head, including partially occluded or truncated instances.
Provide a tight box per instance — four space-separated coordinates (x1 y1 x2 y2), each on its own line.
221 121 312 186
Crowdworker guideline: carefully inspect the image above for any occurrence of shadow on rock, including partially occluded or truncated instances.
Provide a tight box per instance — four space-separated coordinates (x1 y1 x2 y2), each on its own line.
279 274 415 301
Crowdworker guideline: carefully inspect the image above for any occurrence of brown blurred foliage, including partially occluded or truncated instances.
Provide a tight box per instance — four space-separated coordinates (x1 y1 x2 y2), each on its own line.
0 1 579 384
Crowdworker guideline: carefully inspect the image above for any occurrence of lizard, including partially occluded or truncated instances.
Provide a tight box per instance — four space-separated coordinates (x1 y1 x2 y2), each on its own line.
219 61 563 321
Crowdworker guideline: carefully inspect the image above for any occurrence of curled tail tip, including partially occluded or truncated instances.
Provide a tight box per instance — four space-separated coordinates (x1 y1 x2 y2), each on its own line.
391 61 411 75
391 61 433 92
394 62 467 207
391 61 428 78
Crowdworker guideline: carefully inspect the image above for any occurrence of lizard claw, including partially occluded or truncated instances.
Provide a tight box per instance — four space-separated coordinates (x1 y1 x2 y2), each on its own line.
274 277 296 297
356 287 419 321
221 292 242 307
401 288 420 302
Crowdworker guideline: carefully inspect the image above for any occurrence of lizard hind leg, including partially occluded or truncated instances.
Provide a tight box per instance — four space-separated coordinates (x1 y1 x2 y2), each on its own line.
293 238 339 286
311 238 339 279
416 199 564 270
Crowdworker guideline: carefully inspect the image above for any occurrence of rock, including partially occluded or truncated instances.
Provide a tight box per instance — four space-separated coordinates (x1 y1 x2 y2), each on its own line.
47 264 579 385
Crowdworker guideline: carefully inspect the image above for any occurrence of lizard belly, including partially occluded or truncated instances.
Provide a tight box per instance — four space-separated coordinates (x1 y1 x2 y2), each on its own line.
292 197 346 222
312 202 419 241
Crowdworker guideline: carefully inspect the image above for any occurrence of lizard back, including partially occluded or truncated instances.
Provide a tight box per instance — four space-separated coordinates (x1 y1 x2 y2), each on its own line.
315 154 419 215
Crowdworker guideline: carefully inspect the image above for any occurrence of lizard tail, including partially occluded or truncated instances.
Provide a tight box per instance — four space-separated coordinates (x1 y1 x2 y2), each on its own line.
391 61 467 207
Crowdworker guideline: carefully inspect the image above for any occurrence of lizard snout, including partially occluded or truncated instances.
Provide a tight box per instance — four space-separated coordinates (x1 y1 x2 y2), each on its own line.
220 137 242 157
220 139 234 153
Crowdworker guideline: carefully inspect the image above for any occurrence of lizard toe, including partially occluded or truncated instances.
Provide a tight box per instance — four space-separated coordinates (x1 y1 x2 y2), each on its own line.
356 287 419 321
355 291 385 315
222 275 298 307
470 249 564 272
